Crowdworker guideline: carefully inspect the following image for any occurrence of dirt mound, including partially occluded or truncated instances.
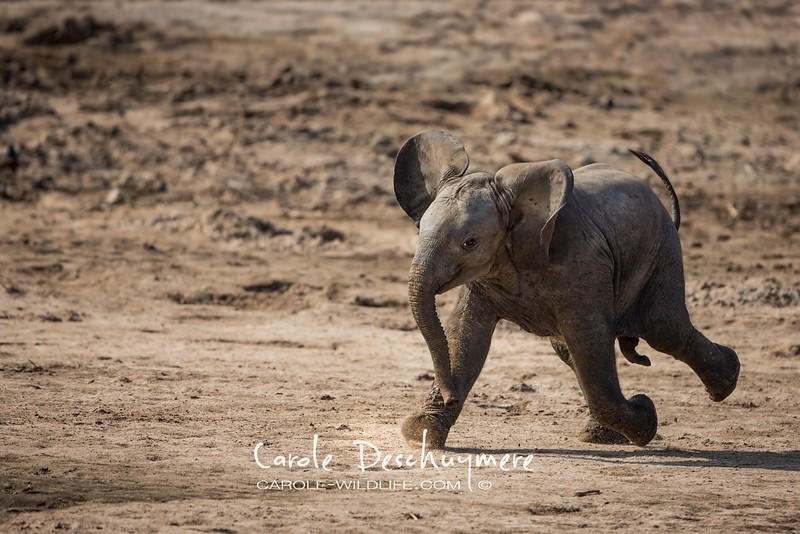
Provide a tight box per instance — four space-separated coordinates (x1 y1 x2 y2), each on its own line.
205 208 346 252
207 209 292 241
688 277 800 308
23 15 112 46
167 279 319 312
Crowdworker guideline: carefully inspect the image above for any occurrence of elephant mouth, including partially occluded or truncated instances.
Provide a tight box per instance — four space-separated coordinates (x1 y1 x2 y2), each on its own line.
435 267 465 295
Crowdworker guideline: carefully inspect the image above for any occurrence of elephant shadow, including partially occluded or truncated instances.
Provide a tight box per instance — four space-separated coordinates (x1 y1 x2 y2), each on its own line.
445 446 800 472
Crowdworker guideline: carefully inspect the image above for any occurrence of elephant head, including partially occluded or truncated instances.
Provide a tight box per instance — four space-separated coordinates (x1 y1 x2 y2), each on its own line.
394 130 574 405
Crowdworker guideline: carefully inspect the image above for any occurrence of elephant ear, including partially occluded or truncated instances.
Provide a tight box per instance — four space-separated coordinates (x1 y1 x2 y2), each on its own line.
495 160 574 272
394 130 469 226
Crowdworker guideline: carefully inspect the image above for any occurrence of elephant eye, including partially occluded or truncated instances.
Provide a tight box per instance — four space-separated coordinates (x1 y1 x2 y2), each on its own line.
461 237 478 251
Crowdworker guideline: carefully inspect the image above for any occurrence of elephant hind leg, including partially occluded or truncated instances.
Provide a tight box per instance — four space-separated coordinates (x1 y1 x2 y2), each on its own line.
640 261 739 402
647 325 740 402
641 297 739 401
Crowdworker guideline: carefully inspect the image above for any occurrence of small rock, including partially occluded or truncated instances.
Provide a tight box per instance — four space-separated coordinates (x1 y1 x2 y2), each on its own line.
4 284 25 297
105 187 124 205
304 225 345 243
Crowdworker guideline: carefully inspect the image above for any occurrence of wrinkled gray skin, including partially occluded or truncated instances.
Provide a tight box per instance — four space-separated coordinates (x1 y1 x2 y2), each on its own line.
394 130 740 448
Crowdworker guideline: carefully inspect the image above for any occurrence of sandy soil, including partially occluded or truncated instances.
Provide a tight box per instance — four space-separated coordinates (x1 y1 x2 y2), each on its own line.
1 1 799 532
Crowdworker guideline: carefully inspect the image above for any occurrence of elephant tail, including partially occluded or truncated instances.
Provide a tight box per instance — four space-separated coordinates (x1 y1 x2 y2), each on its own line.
629 149 681 231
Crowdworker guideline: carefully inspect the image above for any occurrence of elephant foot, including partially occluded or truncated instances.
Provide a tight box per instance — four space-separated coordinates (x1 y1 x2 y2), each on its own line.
589 393 658 447
673 331 740 402
703 344 740 402
578 418 630 445
401 413 450 449
621 394 658 446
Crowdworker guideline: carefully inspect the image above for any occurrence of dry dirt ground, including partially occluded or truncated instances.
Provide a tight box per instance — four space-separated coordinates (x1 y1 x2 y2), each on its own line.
1 1 799 532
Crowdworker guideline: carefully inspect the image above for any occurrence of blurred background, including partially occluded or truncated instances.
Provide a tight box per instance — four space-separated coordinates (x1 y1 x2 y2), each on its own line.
2 1 798 222
1 2 798 531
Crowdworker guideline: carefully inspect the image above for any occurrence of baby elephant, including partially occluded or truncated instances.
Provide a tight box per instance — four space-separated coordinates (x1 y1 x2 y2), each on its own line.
394 130 739 448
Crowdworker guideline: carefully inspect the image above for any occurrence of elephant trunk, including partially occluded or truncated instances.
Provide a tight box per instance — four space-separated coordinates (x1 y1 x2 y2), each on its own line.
408 261 459 406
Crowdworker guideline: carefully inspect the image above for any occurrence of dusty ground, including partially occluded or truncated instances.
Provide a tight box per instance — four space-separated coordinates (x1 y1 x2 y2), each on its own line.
1 1 799 532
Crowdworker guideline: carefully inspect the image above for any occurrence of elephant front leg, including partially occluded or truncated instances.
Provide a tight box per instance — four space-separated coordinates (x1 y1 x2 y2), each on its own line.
550 338 629 445
402 288 497 449
559 320 658 447
401 381 462 449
